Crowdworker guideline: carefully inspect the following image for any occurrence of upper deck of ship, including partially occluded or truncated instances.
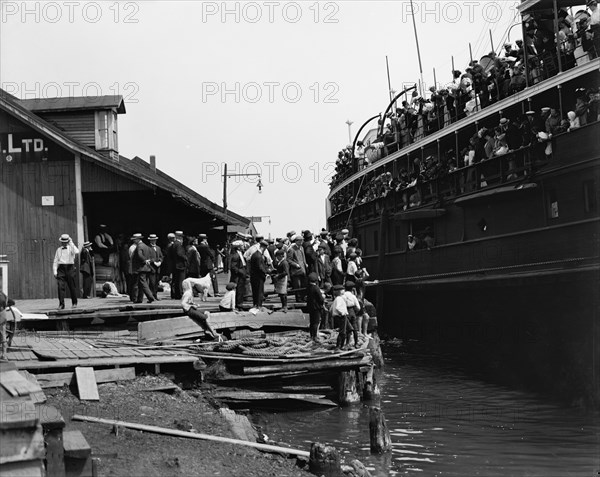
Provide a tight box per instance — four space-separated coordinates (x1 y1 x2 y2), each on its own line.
327 0 600 204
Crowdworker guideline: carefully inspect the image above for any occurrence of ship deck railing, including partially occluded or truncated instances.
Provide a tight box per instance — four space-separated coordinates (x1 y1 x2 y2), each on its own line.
328 40 599 193
328 120 599 228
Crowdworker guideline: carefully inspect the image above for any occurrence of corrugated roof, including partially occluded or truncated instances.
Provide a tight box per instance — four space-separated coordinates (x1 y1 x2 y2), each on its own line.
0 89 248 228
19 95 126 114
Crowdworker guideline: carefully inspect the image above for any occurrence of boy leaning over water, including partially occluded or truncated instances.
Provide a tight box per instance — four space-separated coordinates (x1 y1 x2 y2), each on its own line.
330 284 350 349
342 281 361 349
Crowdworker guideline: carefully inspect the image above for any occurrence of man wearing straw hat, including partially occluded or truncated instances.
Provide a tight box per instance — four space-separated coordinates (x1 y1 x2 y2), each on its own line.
52 234 79 309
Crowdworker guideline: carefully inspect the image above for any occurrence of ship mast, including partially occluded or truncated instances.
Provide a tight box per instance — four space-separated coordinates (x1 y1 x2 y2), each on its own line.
409 0 424 96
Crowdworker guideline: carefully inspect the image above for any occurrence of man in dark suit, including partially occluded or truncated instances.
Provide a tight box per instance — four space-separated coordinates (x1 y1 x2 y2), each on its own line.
169 231 187 299
80 241 94 298
302 231 318 275
250 241 269 309
131 234 154 304
287 234 307 302
163 233 175 298
186 237 201 278
147 234 163 300
229 240 247 310
198 234 219 296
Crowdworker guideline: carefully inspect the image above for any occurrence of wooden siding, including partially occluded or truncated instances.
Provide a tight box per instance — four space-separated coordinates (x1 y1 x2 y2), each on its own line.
37 111 95 147
0 159 77 299
0 111 78 299
81 160 149 193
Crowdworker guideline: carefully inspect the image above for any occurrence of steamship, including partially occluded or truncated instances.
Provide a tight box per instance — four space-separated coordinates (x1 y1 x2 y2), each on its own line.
326 0 600 403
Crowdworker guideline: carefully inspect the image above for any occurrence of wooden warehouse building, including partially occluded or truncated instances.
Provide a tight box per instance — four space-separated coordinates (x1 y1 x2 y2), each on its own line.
0 89 249 300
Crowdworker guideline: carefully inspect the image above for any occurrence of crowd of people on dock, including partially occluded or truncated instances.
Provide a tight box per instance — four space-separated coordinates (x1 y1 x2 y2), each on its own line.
330 84 600 216
49 227 375 349
331 2 600 188
224 228 373 348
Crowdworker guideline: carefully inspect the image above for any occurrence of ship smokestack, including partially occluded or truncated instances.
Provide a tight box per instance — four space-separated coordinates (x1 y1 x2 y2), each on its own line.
150 155 156 172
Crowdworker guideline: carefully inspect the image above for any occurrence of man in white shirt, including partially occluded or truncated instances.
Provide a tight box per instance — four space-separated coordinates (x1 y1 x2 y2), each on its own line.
342 282 361 348
244 234 273 266
181 289 218 339
52 234 79 309
330 284 350 349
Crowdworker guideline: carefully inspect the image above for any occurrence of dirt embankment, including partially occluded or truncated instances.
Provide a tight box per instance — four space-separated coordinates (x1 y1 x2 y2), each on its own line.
46 375 311 477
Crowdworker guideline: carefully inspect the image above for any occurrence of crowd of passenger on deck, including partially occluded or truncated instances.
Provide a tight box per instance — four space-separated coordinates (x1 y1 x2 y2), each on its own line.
330 84 600 215
330 2 600 189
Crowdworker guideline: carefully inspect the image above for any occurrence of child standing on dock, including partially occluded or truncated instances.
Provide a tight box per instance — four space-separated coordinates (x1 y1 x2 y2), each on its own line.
306 272 324 342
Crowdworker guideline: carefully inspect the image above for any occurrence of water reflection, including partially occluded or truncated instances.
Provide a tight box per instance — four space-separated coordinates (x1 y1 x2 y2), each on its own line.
252 345 600 476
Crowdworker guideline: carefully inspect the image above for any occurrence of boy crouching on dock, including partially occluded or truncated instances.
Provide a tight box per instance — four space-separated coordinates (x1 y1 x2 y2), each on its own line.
181 288 219 340
219 282 237 312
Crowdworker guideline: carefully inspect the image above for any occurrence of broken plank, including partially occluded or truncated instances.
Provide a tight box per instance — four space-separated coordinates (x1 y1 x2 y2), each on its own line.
62 430 91 460
36 367 135 389
16 355 199 370
138 310 309 342
17 371 46 404
0 370 43 397
74 368 99 401
140 385 179 393
71 415 310 458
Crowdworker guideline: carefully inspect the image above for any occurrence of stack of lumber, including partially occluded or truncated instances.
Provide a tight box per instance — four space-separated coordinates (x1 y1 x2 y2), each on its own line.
0 362 45 477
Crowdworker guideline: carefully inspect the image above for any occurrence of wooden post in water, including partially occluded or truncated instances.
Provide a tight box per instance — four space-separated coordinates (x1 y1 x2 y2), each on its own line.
369 406 392 454
337 369 360 405
364 364 375 400
309 442 342 477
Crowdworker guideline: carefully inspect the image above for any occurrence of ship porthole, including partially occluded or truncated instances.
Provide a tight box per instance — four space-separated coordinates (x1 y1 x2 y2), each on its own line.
477 218 487 232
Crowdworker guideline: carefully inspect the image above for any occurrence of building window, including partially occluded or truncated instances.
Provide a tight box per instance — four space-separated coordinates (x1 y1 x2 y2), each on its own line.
547 190 559 219
96 110 118 152
374 230 379 252
583 180 597 213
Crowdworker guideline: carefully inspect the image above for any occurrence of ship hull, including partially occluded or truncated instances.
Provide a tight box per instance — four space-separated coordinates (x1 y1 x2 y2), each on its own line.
371 266 599 405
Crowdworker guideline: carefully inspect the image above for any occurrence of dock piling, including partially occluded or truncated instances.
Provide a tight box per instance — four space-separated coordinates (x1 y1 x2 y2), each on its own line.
369 406 392 454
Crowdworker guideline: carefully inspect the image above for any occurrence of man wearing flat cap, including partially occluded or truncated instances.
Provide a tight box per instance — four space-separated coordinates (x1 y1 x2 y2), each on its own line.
53 234 79 309
287 234 307 302
131 234 155 304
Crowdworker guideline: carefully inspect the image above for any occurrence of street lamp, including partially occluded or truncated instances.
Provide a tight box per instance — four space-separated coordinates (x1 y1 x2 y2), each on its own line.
345 119 353 144
222 164 263 241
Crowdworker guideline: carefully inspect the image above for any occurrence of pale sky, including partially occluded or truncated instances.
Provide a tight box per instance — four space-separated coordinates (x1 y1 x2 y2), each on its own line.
1 1 523 237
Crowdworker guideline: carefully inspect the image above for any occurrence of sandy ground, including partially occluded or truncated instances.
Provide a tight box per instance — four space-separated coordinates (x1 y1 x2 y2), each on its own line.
47 374 311 477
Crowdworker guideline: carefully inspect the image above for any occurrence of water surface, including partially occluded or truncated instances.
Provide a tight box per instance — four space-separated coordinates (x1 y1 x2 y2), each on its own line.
253 345 600 476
